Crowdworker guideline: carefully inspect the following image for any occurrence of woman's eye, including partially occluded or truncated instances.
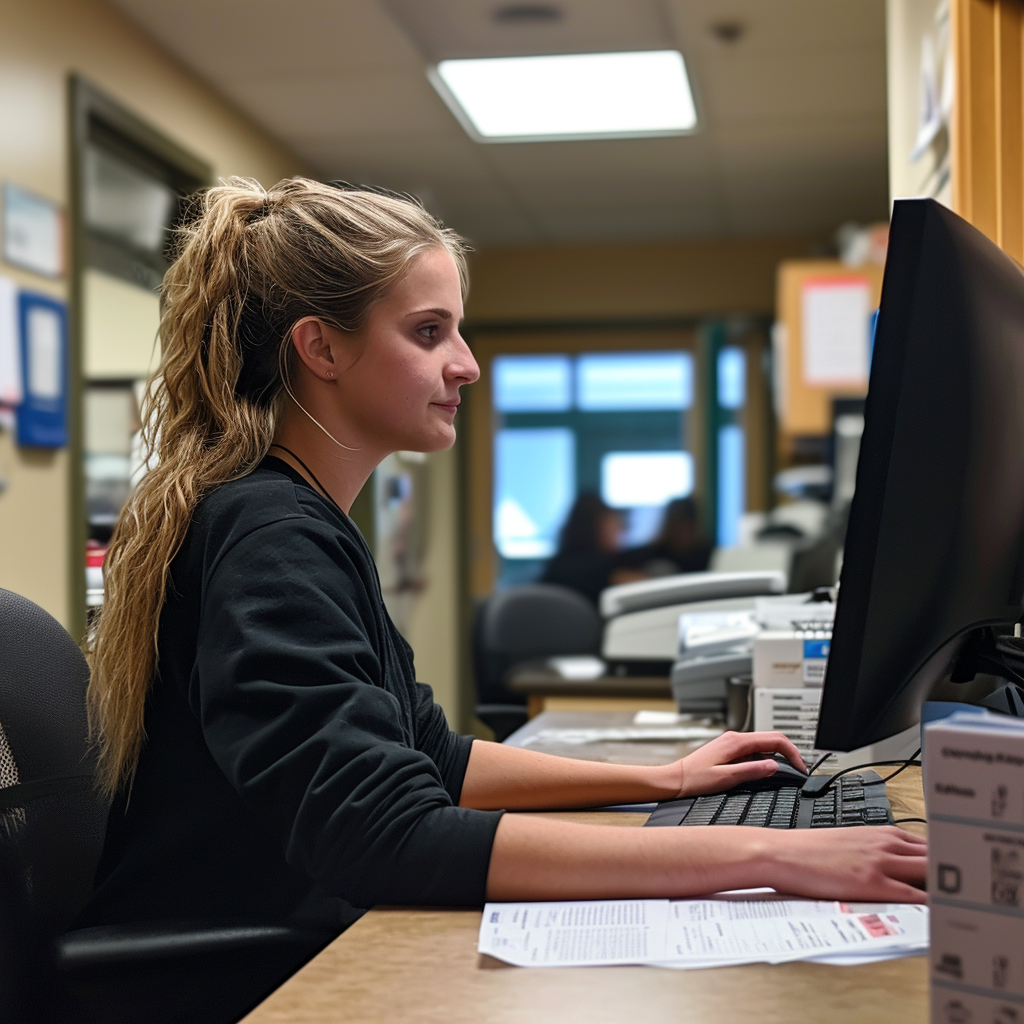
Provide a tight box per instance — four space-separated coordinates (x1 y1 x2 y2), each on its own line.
418 324 440 342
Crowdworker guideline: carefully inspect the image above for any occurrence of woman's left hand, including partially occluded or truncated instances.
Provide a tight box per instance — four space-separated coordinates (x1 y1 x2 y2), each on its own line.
669 731 808 798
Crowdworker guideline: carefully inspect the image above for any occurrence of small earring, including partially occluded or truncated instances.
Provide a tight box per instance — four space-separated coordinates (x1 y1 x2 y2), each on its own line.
326 371 335 379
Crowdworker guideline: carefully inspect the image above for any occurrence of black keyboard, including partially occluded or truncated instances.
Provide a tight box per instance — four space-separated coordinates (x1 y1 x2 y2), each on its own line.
644 770 894 830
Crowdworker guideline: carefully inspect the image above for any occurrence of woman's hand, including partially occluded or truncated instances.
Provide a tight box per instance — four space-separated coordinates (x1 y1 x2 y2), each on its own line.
671 730 808 798
763 825 928 903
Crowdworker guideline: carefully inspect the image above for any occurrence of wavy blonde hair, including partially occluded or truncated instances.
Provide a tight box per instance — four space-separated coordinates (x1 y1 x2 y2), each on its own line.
88 176 468 797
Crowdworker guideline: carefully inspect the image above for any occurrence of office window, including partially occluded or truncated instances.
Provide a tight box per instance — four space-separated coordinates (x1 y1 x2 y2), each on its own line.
493 355 572 412
717 424 746 547
492 350 694 586
84 147 176 255
601 451 694 508
715 346 747 546
494 428 576 559
717 346 746 410
577 352 692 410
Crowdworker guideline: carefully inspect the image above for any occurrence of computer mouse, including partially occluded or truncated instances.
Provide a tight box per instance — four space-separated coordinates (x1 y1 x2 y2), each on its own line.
738 753 809 792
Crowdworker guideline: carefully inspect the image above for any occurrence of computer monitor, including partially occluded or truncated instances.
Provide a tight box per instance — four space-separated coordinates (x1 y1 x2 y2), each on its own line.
815 197 1024 751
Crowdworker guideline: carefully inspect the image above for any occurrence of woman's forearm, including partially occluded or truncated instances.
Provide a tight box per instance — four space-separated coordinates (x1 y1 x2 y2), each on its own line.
460 739 679 811
485 814 765 900
485 815 929 903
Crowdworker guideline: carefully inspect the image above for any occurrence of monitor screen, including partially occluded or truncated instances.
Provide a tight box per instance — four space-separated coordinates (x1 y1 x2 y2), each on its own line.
816 198 1024 751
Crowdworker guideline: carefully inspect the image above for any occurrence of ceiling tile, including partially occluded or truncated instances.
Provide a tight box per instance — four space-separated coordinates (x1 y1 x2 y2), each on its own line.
383 0 671 61
223 73 457 137
105 0 891 245
109 0 419 76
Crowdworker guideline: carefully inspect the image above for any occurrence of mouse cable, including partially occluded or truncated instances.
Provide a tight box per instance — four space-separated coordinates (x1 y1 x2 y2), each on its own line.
802 749 922 797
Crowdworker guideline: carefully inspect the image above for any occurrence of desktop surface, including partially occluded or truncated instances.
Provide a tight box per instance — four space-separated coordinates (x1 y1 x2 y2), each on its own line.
240 712 927 1024
240 905 927 1024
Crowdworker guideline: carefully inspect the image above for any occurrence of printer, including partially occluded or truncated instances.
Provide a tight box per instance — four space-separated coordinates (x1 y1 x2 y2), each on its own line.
600 571 837 714
599 571 786 677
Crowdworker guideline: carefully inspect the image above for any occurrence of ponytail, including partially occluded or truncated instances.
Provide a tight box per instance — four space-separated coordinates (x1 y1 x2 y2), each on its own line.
88 176 467 796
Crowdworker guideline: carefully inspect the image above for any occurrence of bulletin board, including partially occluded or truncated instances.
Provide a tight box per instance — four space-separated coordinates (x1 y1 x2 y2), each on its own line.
775 259 885 439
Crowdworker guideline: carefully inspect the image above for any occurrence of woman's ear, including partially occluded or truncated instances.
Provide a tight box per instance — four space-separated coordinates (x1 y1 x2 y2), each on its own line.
290 317 338 381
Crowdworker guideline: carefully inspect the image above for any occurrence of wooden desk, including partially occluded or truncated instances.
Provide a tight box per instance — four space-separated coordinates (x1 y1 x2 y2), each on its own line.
507 670 675 718
241 713 927 1024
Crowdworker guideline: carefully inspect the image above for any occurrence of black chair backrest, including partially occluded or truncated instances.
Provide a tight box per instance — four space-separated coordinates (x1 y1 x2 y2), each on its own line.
0 590 108 939
472 584 602 705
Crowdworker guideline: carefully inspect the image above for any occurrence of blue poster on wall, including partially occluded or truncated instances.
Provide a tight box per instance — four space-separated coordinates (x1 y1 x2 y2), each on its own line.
16 291 67 448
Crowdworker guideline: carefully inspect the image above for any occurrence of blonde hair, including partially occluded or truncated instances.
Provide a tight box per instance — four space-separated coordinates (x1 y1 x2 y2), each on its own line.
88 176 469 797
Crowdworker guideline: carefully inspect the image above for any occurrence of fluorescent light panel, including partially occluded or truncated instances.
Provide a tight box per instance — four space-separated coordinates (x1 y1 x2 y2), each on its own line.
433 50 697 142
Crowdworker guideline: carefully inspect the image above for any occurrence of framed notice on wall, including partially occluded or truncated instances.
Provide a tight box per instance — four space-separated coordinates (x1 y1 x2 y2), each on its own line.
16 291 68 448
800 278 872 386
775 260 884 437
2 184 64 279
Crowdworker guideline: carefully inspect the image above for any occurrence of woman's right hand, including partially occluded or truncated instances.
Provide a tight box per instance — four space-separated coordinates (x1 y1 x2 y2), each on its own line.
762 825 927 903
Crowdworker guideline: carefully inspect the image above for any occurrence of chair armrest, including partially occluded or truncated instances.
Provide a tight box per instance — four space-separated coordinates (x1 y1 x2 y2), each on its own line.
56 921 332 969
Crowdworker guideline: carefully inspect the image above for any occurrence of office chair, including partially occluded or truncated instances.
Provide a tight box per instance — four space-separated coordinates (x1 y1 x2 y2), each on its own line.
787 504 848 594
0 590 330 1023
472 583 602 741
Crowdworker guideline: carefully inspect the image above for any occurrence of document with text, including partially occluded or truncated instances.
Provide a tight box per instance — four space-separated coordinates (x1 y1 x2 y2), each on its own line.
478 895 927 969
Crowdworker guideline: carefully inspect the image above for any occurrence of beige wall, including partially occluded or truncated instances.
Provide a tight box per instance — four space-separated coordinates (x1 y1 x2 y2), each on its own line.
886 0 952 205
83 269 161 380
464 235 822 323
0 0 306 630
403 446 462 726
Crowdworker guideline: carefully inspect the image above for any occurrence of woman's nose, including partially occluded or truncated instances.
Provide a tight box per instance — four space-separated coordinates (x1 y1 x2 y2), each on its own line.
450 334 480 384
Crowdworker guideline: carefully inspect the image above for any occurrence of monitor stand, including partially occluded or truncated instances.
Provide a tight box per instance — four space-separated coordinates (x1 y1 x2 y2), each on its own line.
813 721 921 773
979 681 1024 716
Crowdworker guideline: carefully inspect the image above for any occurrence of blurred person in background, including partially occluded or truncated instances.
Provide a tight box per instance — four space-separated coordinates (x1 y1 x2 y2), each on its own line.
540 493 625 606
619 497 712 579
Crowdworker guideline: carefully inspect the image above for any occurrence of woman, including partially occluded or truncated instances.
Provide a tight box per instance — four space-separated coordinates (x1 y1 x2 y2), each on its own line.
83 178 925 956
540 493 624 605
619 496 713 579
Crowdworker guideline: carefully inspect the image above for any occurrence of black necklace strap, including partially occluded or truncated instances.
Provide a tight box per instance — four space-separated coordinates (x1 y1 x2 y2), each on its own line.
268 444 342 512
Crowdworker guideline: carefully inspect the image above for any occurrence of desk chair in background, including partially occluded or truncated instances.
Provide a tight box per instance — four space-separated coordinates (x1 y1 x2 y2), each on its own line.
472 583 602 741
0 589 330 1024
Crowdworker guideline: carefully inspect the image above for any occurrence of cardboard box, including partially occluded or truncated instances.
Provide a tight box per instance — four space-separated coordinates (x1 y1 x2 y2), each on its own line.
930 984 1024 1024
929 821 1024 911
752 686 822 760
931 902 1024 998
925 717 1024 826
926 714 1024 1020
752 631 831 689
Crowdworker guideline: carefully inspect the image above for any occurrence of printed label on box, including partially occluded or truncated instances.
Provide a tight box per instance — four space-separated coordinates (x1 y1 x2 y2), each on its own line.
926 719 1024 826
930 821 1024 910
932 903 1024 998
930 982 1024 1024
801 638 829 685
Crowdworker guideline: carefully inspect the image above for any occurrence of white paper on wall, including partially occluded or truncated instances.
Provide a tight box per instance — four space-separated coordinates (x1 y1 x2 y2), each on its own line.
801 279 871 386
26 305 61 399
0 276 21 406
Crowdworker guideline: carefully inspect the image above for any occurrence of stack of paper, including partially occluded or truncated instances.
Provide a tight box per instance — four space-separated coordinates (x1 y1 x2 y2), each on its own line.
519 725 722 747
479 894 928 969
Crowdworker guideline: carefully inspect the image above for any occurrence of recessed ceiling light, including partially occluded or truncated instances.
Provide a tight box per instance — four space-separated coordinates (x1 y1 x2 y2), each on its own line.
710 20 745 44
430 50 698 143
493 4 562 24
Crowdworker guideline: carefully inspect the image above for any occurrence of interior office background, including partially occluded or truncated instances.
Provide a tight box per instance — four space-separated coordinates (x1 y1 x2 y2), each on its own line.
0 0 1015 733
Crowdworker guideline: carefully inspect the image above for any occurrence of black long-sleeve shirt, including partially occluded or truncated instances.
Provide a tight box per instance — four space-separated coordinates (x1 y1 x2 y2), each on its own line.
80 458 503 933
